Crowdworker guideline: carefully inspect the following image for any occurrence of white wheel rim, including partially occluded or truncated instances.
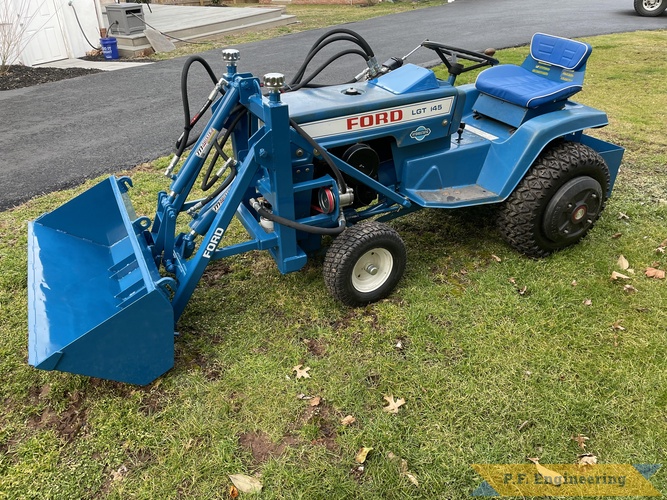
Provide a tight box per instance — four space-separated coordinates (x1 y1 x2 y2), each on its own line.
351 248 393 293
643 0 661 10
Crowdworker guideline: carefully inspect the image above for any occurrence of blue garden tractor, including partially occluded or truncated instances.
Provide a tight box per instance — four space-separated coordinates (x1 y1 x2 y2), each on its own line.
27 31 624 384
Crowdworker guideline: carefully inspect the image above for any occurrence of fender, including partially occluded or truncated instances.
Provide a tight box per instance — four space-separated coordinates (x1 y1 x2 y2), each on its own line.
477 103 620 199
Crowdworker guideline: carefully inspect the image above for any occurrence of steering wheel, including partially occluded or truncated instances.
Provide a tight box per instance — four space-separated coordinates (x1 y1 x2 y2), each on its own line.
422 41 499 75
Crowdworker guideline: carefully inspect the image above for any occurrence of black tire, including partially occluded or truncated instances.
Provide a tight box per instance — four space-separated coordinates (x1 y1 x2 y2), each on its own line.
634 0 666 16
498 142 610 258
323 221 406 306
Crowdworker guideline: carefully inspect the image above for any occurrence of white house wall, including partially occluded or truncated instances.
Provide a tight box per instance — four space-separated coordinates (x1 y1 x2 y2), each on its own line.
59 0 101 59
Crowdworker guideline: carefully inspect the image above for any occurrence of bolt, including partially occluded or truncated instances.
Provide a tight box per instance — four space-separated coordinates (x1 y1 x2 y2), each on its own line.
296 169 301 174
365 264 379 276
313 149 319 157
442 119 448 126
296 148 304 157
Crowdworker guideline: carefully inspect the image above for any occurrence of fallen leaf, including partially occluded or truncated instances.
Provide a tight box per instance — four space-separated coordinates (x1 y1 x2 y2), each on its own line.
517 286 527 295
405 471 419 487
527 457 564 484
624 284 637 293
611 232 622 239
229 474 263 494
571 280 577 287
309 396 321 407
662 238 667 247
583 299 592 306
577 453 598 466
618 212 630 220
645 267 665 279
229 485 239 499
509 277 516 284
111 465 128 482
341 415 356 426
355 446 373 464
296 393 311 400
572 434 589 450
611 320 625 331
292 364 311 379
611 271 630 280
617 255 629 270
460 269 468 275
383 395 406 414
491 254 502 263
657 246 665 254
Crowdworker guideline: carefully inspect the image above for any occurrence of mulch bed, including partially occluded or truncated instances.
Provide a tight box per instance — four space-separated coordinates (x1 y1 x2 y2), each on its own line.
0 65 102 91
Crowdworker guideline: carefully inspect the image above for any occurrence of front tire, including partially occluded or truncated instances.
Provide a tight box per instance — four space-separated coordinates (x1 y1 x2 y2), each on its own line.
498 142 610 258
324 221 406 306
634 0 666 16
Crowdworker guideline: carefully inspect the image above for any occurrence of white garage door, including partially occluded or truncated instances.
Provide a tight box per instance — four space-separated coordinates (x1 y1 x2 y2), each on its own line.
17 0 68 65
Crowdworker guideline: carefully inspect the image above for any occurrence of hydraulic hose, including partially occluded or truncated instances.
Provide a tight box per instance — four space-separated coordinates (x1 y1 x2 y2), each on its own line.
201 104 246 191
175 56 220 159
287 49 370 91
289 118 348 194
250 199 345 235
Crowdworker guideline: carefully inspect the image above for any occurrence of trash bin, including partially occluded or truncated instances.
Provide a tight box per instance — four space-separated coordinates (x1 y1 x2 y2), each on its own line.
100 37 119 60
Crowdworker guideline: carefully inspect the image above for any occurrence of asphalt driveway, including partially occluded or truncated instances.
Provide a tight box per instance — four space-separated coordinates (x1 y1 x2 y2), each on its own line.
0 0 663 210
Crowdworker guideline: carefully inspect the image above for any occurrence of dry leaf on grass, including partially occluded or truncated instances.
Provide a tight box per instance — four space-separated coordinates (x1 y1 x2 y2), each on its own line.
111 465 128 482
611 232 622 239
292 364 311 379
229 474 263 494
611 320 625 331
388 452 419 486
355 446 373 464
624 284 637 293
571 280 578 287
611 271 630 280
491 254 502 263
572 434 589 450
341 415 356 426
645 267 665 279
229 485 239 498
618 212 630 220
583 299 592 306
527 457 564 484
309 396 321 406
383 395 406 414
577 453 598 466
617 255 629 270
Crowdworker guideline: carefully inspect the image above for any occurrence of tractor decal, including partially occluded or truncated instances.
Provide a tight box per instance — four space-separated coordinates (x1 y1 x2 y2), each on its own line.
301 97 454 139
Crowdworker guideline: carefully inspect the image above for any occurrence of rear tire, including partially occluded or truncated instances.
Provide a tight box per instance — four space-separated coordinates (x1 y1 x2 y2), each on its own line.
498 142 610 258
634 0 666 16
324 221 406 306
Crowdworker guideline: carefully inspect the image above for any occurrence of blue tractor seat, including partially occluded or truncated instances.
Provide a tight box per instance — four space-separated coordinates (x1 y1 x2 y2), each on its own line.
475 33 592 109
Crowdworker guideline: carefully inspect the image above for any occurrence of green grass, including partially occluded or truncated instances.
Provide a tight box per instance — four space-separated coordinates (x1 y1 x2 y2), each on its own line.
1 30 667 499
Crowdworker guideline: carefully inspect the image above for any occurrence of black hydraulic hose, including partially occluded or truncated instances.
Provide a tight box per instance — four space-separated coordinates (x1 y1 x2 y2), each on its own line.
200 165 237 208
253 202 345 236
201 106 246 191
287 49 369 91
175 56 220 158
290 35 374 85
309 28 375 58
289 118 348 194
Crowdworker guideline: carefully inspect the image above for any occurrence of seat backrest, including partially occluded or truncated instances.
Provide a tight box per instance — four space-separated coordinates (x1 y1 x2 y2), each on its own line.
521 33 592 86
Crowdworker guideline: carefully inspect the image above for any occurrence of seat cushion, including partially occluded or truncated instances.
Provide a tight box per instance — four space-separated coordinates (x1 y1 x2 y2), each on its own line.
475 64 583 109
530 33 592 70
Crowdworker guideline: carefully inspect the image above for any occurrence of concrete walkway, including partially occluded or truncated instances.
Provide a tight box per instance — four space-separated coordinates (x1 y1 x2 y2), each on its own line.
37 59 152 71
1 0 665 210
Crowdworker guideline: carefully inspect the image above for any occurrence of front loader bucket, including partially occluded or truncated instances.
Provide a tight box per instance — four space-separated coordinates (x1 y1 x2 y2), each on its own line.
28 177 174 385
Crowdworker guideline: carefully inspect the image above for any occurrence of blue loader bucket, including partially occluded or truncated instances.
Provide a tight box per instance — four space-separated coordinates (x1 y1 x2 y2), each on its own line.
27 177 175 385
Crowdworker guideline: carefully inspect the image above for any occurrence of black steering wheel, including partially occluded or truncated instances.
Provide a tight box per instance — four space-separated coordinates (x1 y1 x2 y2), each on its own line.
422 41 499 75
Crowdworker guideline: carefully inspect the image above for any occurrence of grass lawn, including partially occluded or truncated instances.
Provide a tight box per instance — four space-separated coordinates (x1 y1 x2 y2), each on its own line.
1 30 666 499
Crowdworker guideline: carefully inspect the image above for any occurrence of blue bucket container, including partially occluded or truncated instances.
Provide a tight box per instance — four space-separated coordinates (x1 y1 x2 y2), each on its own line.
100 37 119 60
